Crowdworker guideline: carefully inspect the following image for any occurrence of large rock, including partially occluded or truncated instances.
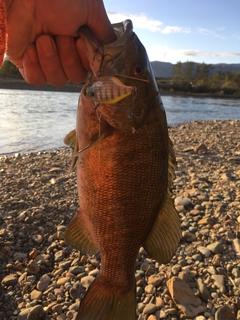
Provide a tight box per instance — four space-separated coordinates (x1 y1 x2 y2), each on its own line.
167 277 206 318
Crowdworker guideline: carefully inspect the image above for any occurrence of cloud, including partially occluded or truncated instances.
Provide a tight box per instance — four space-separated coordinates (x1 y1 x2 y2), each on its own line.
107 11 191 34
107 12 163 32
161 26 191 34
197 27 226 39
233 33 240 40
183 50 240 58
145 45 240 63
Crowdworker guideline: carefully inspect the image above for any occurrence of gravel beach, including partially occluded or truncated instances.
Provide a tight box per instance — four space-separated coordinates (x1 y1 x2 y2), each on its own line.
1 120 240 320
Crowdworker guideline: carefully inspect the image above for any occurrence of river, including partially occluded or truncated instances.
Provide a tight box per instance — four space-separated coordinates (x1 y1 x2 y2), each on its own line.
0 88 239 156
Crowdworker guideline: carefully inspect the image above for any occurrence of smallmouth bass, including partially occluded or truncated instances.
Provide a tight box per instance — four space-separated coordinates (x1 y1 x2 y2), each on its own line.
64 20 180 320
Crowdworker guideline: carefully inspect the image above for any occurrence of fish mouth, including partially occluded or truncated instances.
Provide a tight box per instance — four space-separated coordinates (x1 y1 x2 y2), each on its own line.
79 20 135 78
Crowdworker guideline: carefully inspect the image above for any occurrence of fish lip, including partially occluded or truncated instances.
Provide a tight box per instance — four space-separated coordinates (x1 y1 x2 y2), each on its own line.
79 20 135 78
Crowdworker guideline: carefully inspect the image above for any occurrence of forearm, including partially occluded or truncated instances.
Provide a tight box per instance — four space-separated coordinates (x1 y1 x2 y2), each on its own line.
0 0 7 67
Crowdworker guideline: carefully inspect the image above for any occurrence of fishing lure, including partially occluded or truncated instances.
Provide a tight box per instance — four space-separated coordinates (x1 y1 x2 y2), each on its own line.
83 76 137 104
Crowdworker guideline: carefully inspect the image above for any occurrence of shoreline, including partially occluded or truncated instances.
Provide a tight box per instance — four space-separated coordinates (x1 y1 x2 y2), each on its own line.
1 77 239 99
0 77 82 93
1 120 240 319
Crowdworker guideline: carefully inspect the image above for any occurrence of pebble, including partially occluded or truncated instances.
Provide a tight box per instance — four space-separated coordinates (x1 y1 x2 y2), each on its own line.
142 303 157 315
215 305 235 320
211 274 225 293
197 246 211 257
207 242 223 254
2 274 18 286
1 121 240 319
80 276 95 289
174 197 192 207
37 274 51 291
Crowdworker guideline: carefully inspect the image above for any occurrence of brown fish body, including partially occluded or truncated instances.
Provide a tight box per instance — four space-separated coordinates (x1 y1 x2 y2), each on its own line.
65 20 180 320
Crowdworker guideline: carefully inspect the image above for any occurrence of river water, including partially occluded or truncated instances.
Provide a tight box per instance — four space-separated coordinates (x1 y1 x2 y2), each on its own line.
0 88 240 155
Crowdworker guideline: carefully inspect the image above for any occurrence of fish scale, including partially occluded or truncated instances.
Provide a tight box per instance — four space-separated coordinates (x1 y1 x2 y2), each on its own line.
64 19 180 320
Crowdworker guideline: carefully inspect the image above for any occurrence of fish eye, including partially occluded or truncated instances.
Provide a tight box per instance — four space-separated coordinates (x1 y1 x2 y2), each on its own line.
133 65 145 76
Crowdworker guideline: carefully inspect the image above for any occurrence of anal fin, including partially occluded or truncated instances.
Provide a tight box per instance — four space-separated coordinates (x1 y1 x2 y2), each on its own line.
65 209 98 255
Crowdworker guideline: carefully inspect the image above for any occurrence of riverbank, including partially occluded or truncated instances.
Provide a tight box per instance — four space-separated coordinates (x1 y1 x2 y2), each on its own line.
1 77 239 99
1 120 240 320
0 77 82 93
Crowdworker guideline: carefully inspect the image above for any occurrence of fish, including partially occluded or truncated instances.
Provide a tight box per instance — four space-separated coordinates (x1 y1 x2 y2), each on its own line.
64 19 181 320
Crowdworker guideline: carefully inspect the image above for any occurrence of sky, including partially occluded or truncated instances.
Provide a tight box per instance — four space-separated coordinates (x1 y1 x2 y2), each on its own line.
103 0 240 65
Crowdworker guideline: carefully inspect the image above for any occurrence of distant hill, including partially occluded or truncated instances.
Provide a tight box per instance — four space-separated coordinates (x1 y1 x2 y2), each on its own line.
151 61 240 78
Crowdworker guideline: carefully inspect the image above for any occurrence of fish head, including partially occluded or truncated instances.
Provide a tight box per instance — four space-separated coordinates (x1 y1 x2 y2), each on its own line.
80 20 165 134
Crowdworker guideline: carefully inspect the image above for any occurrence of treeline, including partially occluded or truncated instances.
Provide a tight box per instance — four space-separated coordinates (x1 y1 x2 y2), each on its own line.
157 61 240 96
0 59 22 78
1 59 240 96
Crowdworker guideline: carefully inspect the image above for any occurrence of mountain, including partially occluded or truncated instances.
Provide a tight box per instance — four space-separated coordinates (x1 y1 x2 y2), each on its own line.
150 61 240 78
151 61 174 78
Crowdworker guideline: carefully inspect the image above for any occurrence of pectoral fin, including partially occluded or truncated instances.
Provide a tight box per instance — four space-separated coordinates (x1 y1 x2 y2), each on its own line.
64 127 109 170
65 209 98 255
64 129 77 148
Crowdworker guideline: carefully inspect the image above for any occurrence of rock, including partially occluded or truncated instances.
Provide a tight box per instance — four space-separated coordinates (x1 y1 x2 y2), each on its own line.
27 305 45 320
207 242 223 254
174 197 192 207
27 260 40 275
197 217 214 226
197 246 211 257
144 284 155 294
147 275 162 286
143 303 157 315
52 304 62 314
80 276 95 289
155 297 164 309
147 315 157 320
17 308 32 320
56 277 70 286
182 230 196 242
2 274 18 286
37 274 51 292
212 275 225 293
232 267 240 278
196 278 211 302
167 277 206 318
32 234 43 244
215 305 235 320
54 250 65 262
30 289 42 300
13 252 28 261
195 143 208 153
232 238 240 259
194 316 206 320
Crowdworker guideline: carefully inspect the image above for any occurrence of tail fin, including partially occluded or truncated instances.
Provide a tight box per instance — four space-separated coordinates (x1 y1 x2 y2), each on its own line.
76 275 136 320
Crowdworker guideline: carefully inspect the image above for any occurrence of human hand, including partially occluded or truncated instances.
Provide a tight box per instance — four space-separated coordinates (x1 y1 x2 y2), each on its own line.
5 0 116 86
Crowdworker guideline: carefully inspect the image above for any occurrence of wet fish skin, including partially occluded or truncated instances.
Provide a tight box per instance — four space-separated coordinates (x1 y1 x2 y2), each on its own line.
65 20 180 320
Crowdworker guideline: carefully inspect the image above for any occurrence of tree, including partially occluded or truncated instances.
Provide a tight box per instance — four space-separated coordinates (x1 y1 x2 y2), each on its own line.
173 61 183 82
182 61 195 81
194 62 212 80
0 59 22 78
